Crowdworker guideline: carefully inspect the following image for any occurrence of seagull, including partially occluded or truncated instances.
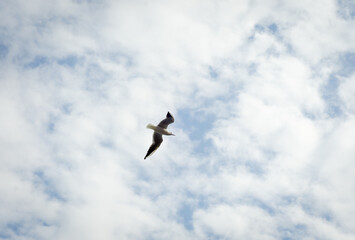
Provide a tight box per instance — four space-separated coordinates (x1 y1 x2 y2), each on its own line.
144 112 175 159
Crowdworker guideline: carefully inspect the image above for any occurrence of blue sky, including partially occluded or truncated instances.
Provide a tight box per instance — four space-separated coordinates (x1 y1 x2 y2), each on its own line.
1 0 355 239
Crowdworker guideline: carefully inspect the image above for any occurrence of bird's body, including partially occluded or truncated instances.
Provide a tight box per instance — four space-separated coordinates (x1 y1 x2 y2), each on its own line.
146 124 174 136
144 112 175 159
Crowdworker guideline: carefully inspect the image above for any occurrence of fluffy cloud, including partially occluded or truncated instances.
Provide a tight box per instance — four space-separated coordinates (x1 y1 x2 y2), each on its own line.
1 0 355 239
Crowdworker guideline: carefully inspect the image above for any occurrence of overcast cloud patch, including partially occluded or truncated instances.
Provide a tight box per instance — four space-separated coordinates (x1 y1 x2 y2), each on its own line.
1 1 355 239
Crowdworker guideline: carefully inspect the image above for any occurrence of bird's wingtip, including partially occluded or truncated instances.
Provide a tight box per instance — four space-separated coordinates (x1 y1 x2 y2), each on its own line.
167 112 172 118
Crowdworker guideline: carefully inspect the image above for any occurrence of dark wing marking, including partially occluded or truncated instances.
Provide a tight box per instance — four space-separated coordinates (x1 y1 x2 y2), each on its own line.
144 132 163 159
157 112 175 129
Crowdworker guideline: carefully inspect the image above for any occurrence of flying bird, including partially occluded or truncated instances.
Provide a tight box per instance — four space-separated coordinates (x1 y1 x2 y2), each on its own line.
144 112 175 159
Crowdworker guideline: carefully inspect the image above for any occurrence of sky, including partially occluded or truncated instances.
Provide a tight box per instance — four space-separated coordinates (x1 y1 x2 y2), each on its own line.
1 0 355 239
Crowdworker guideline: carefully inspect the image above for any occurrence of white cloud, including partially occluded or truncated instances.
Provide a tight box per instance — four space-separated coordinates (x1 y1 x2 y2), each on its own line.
1 0 355 239
194 204 277 239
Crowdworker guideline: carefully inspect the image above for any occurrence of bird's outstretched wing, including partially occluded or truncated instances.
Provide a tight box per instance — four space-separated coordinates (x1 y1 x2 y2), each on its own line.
144 132 163 159
158 112 175 129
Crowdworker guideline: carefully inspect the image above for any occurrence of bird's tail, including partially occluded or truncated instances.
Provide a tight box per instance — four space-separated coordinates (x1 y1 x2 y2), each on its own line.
146 123 156 130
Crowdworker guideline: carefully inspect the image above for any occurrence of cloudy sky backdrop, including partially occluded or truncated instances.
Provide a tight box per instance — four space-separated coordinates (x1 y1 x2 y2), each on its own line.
1 0 355 239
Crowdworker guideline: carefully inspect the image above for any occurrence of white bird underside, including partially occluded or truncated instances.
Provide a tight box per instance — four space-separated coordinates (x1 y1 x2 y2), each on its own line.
146 124 174 136
144 112 175 159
